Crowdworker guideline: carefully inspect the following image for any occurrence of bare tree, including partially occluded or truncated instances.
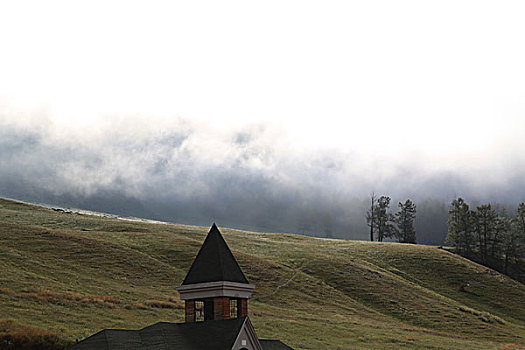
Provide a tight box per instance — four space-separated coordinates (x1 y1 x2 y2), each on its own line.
366 192 376 242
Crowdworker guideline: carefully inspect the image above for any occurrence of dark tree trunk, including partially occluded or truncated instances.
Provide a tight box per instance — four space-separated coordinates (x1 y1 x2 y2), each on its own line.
370 193 375 242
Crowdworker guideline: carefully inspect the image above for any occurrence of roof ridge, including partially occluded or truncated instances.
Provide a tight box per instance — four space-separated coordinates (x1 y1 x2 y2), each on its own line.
214 223 225 281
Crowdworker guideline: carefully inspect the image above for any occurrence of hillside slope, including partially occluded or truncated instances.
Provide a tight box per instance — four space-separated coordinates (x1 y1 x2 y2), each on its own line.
0 198 524 349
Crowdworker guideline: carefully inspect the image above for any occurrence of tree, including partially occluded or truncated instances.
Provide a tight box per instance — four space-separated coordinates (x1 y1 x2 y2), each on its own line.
502 203 525 276
516 203 525 235
395 199 417 243
374 196 396 242
447 199 524 282
516 203 525 268
490 214 509 260
472 204 498 263
366 193 376 242
446 198 474 257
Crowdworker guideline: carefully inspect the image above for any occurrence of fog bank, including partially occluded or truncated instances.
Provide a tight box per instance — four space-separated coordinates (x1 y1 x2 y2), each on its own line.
1 112 524 243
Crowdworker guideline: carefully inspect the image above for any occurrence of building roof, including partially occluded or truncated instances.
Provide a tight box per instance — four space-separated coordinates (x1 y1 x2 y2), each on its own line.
182 223 249 285
69 317 248 350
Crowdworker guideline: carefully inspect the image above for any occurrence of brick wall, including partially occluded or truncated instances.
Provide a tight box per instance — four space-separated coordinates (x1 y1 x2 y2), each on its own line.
213 296 230 320
185 300 195 322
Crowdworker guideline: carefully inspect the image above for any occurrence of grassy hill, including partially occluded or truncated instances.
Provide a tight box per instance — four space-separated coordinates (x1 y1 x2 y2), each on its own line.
0 198 524 349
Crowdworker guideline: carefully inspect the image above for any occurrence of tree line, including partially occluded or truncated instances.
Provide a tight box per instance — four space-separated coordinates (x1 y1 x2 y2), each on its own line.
366 194 417 243
446 198 525 282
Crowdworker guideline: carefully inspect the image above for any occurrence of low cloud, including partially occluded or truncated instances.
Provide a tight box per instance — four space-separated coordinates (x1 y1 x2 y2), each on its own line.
1 107 524 243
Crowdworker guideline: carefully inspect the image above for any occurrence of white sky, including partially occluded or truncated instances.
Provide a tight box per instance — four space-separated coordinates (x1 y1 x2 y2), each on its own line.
1 0 524 157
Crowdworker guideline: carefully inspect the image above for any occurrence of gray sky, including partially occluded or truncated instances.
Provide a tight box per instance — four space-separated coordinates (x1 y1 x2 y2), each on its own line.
1 1 524 238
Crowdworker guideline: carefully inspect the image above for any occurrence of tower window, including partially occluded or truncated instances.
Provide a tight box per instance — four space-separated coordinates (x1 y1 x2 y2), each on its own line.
195 301 204 322
230 298 238 318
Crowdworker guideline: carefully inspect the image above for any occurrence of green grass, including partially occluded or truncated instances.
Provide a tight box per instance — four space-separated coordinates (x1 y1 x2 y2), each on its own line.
0 198 524 349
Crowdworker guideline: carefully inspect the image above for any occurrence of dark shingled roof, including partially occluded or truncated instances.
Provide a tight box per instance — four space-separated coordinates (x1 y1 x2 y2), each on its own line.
260 340 295 350
69 317 248 350
182 223 249 285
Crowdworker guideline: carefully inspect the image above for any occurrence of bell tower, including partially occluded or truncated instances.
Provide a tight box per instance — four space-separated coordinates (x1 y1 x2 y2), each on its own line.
176 224 255 322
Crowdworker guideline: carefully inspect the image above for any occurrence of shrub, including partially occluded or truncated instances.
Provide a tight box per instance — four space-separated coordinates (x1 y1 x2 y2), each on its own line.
458 306 505 324
0 320 72 350
144 300 180 309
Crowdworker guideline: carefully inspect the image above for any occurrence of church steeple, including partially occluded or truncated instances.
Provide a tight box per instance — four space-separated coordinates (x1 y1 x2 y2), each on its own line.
176 224 255 323
182 223 249 285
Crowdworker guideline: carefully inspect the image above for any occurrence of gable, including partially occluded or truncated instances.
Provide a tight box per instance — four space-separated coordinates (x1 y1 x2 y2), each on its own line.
231 317 264 350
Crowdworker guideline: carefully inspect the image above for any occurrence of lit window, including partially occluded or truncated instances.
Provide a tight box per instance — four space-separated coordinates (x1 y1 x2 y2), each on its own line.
230 298 238 318
195 301 204 322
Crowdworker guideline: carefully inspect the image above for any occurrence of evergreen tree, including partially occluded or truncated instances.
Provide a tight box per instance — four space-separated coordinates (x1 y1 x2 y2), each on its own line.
517 203 525 265
395 199 417 243
503 220 521 275
516 203 525 235
447 200 524 281
472 204 498 263
502 203 525 276
490 214 509 260
446 198 474 257
374 196 396 242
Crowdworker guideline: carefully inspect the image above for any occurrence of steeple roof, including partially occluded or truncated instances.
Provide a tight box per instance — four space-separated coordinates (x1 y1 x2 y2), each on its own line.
182 224 249 285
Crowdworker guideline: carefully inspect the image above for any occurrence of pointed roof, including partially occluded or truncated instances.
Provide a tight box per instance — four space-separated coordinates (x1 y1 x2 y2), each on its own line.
182 224 249 285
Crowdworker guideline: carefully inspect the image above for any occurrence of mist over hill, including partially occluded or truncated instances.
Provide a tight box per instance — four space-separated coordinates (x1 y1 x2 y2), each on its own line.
1 113 524 244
